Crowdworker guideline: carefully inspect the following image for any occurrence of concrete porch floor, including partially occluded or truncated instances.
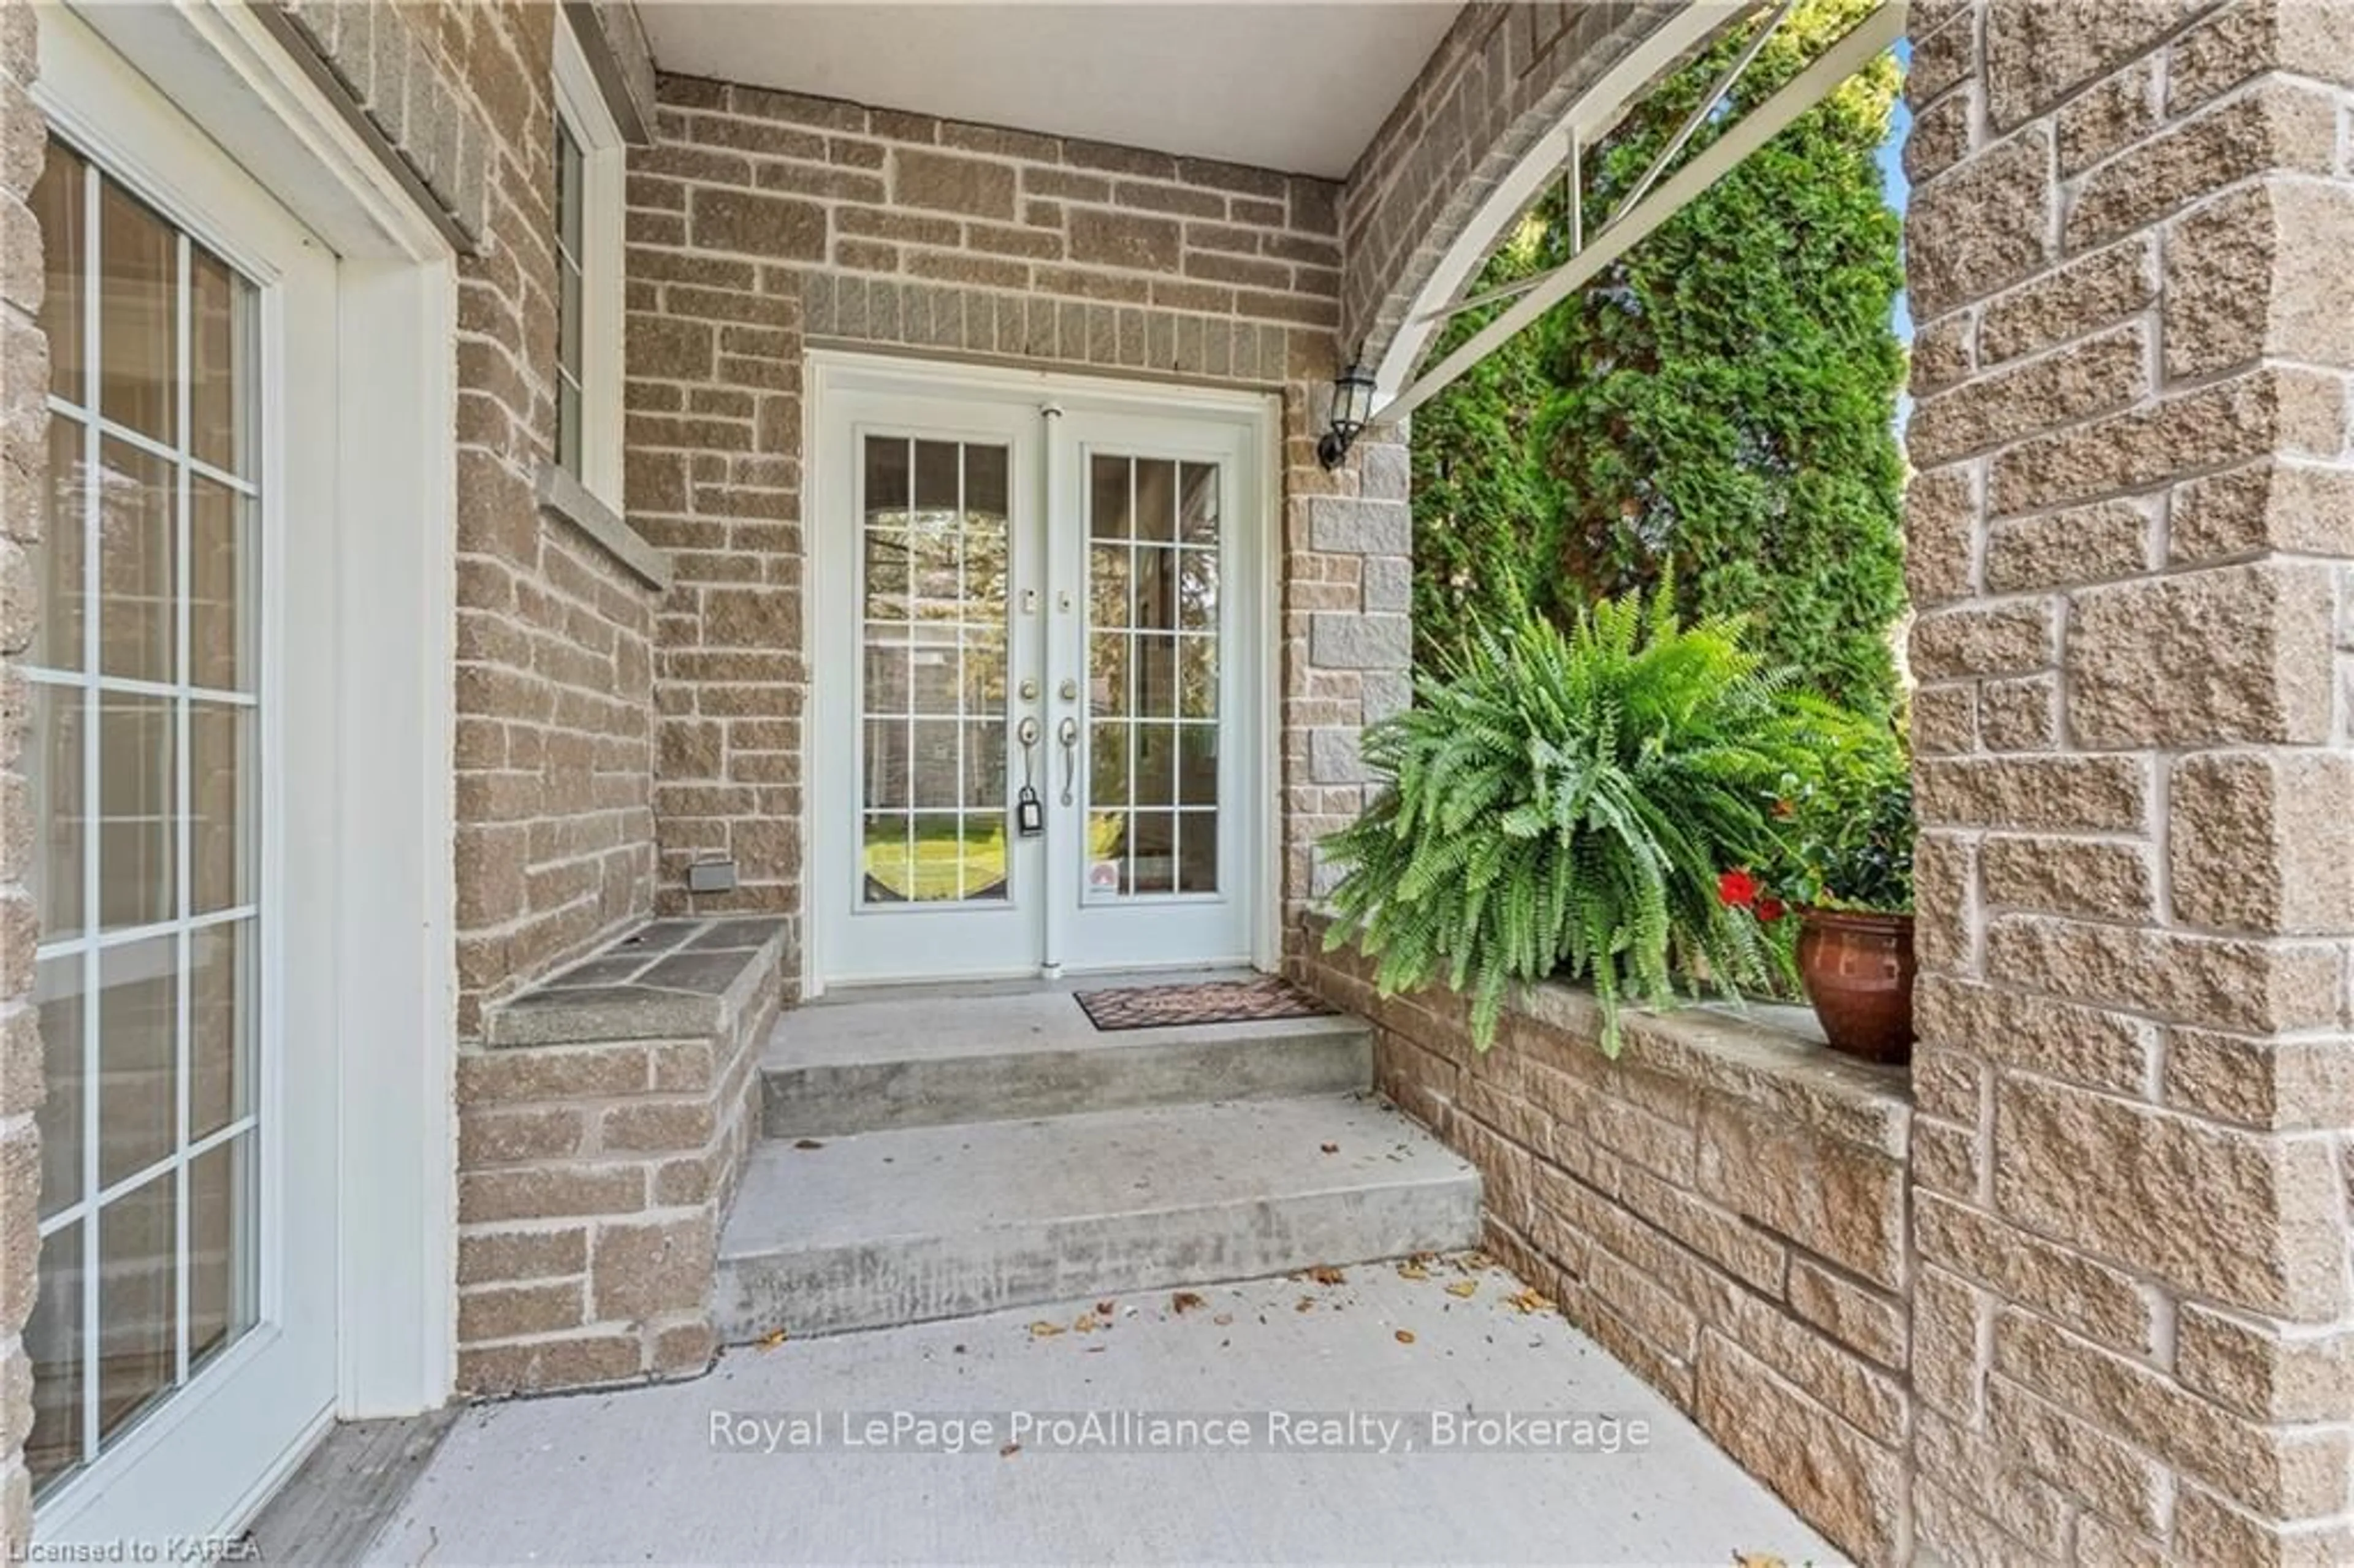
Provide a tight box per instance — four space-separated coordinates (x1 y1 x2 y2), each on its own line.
364 1262 1839 1566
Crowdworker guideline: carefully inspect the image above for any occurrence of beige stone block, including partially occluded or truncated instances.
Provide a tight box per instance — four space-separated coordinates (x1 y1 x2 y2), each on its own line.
2065 80 2339 254
1067 207 1181 274
1917 974 2154 1095
1906 6 1976 106
1911 831 1976 973
1911 682 1976 756
2169 0 2354 118
1696 1104 1905 1290
2163 1028 2354 1132
1994 1074 2347 1317
1910 599 2055 680
1693 1332 1903 1566
1975 674 2055 752
649 1318 717 1376
1911 1477 2055 1568
459 1163 646 1225
2067 564 2337 748
1994 1306 2352 1517
2169 751 2354 934
592 1216 715 1320
457 1331 643 1396
1989 912 2342 1032
459 1279 585 1344
1915 754 2148 833
457 1225 590 1287
599 1098 715 1154
2172 459 2354 565
1983 500 2150 593
460 1106 585 1168
1978 235 2155 368
1978 832 2154 921
1908 324 2147 468
2057 57 2158 177
1903 464 1979 607
2179 1303 2354 1424
1908 125 2054 318
689 187 825 261
1910 310 1975 396
1911 1047 1984 1125
1910 1263 1990 1422
1583 1247 1699 1361
1784 1255 1906 1370
1612 1163 1786 1296
458 1044 650 1106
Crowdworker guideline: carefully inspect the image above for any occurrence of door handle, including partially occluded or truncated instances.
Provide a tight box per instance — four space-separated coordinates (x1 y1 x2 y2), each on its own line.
1057 717 1079 806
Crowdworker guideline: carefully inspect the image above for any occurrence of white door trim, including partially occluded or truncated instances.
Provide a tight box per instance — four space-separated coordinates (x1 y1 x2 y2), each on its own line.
802 351 1281 998
37 0 460 1514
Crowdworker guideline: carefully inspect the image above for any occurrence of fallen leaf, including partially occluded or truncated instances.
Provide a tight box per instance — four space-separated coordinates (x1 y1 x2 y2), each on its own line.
1029 1320 1065 1338
1460 1250 1496 1271
757 1329 788 1351
1319 1142 1339 1155
1506 1288 1556 1315
1171 1291 1208 1314
791 1138 824 1151
1307 1265 1346 1286
1073 1313 1099 1333
1000 1442 1021 1458
1395 1260 1431 1281
1732 1555 1786 1568
1295 1296 1316 1313
1394 1329 1416 1344
1212 1312 1234 1326
1095 1300 1116 1317
1444 1280 1479 1299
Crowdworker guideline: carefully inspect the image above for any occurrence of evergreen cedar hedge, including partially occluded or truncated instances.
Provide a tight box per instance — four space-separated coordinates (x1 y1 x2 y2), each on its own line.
1409 0 1908 721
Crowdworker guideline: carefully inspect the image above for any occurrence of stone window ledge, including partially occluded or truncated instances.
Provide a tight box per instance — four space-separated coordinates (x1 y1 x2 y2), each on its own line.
484 916 785 1048
1513 982 1911 1160
534 460 672 592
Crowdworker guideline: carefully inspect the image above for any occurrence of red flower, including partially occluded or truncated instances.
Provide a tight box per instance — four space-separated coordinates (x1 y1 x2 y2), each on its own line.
1756 897 1787 923
1717 869 1759 908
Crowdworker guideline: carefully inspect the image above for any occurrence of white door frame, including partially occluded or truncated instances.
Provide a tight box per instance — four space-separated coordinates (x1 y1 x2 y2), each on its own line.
804 351 1281 997
32 0 458 1539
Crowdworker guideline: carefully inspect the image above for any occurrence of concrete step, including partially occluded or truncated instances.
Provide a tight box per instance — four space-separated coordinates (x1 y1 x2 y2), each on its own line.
760 989 1373 1138
713 1093 1480 1341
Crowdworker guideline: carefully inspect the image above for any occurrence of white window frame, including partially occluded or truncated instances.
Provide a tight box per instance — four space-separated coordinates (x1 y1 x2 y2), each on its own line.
552 13 626 511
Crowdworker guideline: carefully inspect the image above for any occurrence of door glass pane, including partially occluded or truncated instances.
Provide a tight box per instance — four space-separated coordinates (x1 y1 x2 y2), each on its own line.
1083 454 1222 898
31 140 267 1497
188 1135 256 1371
34 957 82 1221
97 436 173 683
859 435 1010 904
34 141 86 403
97 1172 177 1442
26 1227 83 1492
98 178 177 444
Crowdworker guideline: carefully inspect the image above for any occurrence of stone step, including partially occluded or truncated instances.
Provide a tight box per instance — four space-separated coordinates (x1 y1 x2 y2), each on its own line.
760 989 1373 1138
713 1093 1480 1341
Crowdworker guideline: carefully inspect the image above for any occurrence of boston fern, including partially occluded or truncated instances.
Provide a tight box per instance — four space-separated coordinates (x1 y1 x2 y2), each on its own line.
1322 585 1811 1054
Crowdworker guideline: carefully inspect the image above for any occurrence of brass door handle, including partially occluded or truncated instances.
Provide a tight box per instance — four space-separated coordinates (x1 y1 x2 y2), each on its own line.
1057 717 1079 806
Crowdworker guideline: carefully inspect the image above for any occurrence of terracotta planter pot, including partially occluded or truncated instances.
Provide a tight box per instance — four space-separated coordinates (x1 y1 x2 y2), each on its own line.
1796 907 1916 1065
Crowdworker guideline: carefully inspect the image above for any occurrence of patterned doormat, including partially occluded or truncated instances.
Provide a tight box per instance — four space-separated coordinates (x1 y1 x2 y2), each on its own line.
1073 976 1336 1032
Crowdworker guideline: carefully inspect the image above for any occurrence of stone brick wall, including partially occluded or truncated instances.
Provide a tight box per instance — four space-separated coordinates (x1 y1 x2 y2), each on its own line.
1903 1 2354 1559
625 76 1407 949
1336 1 1682 371
454 917 783 1394
0 2 41 1550
1294 927 1914 1565
278 2 665 1035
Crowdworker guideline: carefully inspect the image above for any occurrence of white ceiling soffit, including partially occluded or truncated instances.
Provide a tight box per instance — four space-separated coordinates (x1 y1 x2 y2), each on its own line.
636 2 1463 180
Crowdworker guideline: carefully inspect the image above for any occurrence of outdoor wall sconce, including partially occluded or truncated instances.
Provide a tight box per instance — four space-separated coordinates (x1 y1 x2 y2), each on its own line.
1317 358 1378 470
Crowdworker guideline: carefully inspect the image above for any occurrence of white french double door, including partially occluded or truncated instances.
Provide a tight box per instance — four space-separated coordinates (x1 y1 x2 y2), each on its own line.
811 358 1273 987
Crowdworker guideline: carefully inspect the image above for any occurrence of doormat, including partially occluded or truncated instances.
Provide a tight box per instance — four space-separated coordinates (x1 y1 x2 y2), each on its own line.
1073 976 1336 1032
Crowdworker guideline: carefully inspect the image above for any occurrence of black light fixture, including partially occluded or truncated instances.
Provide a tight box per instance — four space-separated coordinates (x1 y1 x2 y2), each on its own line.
1317 356 1378 470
